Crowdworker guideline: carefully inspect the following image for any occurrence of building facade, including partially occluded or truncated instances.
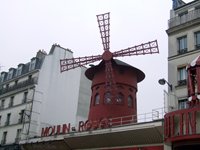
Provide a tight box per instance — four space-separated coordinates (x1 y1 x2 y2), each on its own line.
5 1 200 150
167 0 200 111
165 0 200 149
0 44 91 149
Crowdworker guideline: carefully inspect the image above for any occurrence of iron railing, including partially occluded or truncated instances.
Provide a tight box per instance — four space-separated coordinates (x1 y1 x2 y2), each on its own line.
168 8 200 29
178 79 187 86
110 108 164 126
22 98 27 104
15 137 21 144
4 121 9 126
8 102 13 107
85 108 165 128
0 105 4 110
0 77 38 96
195 44 200 49
18 118 24 124
178 48 187 54
1 139 6 145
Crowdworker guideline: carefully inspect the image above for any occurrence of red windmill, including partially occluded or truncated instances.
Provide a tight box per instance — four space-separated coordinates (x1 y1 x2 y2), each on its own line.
60 12 159 121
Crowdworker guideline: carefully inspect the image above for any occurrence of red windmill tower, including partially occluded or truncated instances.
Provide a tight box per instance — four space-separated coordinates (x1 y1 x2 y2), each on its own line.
60 12 159 123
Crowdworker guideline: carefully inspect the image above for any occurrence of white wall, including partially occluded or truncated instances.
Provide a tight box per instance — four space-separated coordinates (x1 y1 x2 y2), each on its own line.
30 46 91 137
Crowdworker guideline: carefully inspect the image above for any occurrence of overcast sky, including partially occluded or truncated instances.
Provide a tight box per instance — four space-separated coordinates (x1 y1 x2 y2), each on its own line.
0 0 194 115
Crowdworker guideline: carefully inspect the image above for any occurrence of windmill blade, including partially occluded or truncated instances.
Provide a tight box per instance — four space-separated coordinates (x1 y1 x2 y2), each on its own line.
104 60 118 104
97 12 110 51
113 40 159 58
60 55 102 72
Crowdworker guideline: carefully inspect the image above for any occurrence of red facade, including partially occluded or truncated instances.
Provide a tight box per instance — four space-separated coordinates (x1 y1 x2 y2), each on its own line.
187 55 200 101
164 55 200 149
85 59 145 121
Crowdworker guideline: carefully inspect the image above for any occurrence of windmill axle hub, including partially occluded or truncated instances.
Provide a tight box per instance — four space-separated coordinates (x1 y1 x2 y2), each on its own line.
102 51 113 61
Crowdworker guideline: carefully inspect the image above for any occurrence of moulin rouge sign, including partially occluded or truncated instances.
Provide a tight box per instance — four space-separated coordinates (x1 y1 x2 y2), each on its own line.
41 116 112 136
164 99 200 141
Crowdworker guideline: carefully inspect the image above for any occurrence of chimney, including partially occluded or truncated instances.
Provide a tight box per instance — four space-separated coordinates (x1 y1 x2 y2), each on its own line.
36 50 47 58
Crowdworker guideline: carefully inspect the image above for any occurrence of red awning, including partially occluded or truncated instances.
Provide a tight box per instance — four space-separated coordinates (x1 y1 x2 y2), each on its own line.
187 55 200 70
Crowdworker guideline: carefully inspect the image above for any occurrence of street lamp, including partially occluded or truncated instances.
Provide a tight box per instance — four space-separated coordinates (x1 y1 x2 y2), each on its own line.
158 78 172 91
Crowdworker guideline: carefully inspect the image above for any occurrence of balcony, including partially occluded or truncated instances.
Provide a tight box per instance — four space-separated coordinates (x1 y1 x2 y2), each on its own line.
178 48 187 55
178 79 187 86
8 102 13 107
4 121 9 126
1 139 6 145
168 9 200 29
195 44 200 49
18 118 24 124
0 77 38 96
0 105 4 110
15 137 21 144
22 98 27 104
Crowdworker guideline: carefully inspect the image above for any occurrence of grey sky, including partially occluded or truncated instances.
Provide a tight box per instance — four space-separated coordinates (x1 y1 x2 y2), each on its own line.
0 0 193 114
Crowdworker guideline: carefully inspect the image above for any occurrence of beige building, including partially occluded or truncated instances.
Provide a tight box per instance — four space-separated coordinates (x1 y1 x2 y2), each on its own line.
166 0 200 112
164 0 200 150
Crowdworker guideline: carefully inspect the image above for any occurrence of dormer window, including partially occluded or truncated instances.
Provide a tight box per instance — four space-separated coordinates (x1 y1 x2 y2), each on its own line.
0 72 7 83
16 64 23 76
7 69 14 80
0 74 3 83
29 58 36 71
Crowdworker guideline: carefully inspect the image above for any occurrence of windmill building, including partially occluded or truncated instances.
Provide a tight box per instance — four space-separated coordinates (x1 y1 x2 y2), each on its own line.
18 13 164 150
0 45 91 150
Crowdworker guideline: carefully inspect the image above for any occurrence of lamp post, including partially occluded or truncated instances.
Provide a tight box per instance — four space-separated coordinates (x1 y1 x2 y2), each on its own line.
158 78 172 91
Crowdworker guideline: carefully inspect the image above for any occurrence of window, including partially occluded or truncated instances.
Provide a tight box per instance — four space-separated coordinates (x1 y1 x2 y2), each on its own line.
180 13 188 24
94 93 100 105
9 96 14 107
119 69 124 75
1 131 7 145
6 84 9 90
104 92 111 104
15 80 18 86
29 58 36 71
128 88 133 92
178 36 187 54
0 74 4 83
28 75 32 80
7 69 13 80
16 65 23 76
178 66 187 86
19 110 25 123
5 113 11 126
0 99 5 109
128 95 133 107
178 99 189 110
117 86 123 90
0 72 7 83
22 92 28 103
195 32 200 49
15 129 22 143
196 7 200 18
117 92 124 105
